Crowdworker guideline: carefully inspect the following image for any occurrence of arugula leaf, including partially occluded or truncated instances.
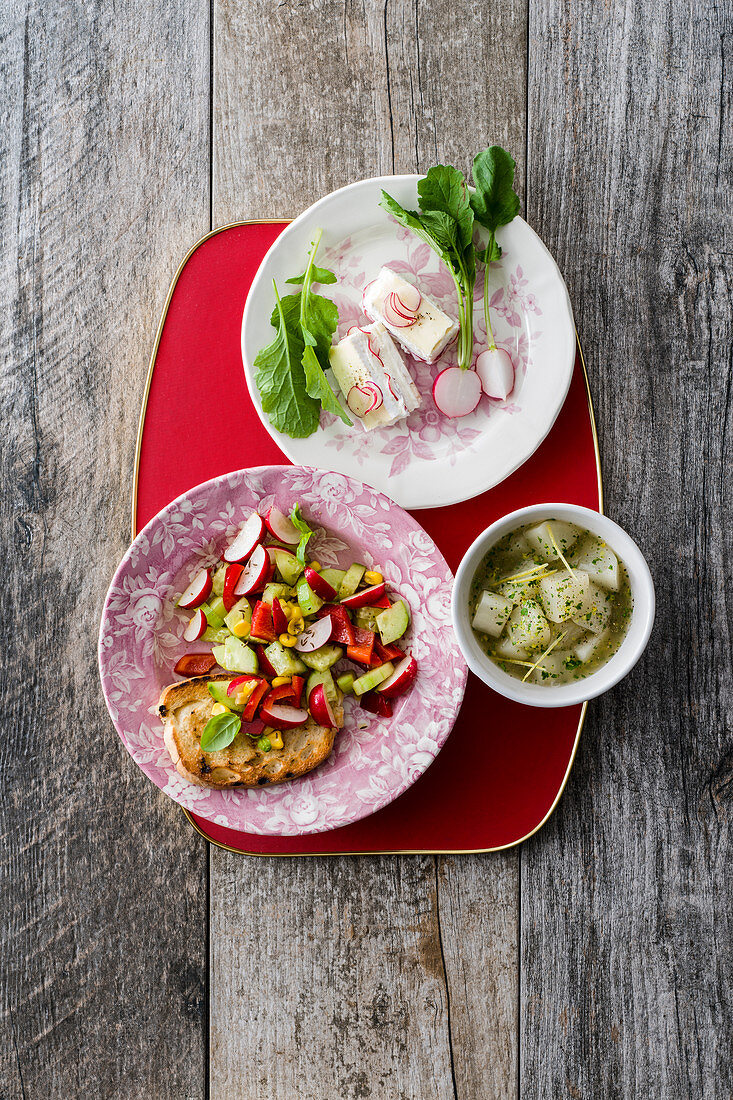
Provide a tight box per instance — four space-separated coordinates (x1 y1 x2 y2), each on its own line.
296 233 351 426
254 282 321 438
290 503 314 565
285 265 337 286
200 710 241 752
470 146 520 351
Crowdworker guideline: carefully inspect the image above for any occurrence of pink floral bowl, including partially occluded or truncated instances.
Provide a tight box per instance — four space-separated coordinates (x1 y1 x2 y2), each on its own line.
98 466 467 835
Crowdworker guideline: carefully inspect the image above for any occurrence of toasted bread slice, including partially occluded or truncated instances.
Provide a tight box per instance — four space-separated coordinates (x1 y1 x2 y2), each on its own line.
158 675 343 789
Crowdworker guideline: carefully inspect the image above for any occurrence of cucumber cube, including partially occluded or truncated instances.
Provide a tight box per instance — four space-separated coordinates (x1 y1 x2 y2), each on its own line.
319 568 346 591
204 596 227 630
299 644 343 672
263 641 307 676
203 626 230 644
207 680 245 713
262 582 295 605
376 599 410 645
211 563 228 598
353 606 379 631
224 598 252 633
352 662 394 696
272 548 304 586
472 591 513 637
296 575 324 616
335 671 355 695
213 637 259 674
337 563 366 599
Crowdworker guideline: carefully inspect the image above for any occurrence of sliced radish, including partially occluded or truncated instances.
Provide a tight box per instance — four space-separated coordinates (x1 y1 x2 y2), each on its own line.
295 615 333 653
376 655 418 698
178 567 212 609
263 505 300 544
308 684 336 727
383 293 415 328
396 283 421 312
432 366 482 418
340 582 387 609
475 348 515 400
233 543 270 595
347 382 384 418
304 566 337 601
388 292 416 322
258 702 309 730
223 513 265 563
183 608 207 641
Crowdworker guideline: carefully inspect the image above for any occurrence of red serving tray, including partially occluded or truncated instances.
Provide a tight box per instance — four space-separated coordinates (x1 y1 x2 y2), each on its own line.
133 221 602 854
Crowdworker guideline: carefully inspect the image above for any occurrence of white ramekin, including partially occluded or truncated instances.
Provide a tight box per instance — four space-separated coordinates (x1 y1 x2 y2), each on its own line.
451 504 655 708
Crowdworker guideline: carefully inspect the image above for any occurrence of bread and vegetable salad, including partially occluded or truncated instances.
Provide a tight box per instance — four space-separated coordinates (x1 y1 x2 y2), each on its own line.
159 504 416 789
469 519 633 686
253 145 522 434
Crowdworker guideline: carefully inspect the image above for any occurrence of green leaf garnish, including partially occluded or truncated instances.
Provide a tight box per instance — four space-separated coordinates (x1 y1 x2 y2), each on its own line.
200 710 241 752
254 283 320 438
470 146 520 351
285 265 337 286
290 503 314 566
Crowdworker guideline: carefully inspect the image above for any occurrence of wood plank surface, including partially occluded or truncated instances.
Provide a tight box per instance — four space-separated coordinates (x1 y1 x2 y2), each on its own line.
522 2 733 1098
210 2 527 1097
0 3 210 1097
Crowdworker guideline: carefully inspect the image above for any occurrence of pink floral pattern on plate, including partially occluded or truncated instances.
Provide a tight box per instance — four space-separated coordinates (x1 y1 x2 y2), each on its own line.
98 466 467 835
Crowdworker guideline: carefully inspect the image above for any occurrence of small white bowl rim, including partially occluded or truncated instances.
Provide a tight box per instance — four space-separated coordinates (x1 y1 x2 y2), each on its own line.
451 503 655 708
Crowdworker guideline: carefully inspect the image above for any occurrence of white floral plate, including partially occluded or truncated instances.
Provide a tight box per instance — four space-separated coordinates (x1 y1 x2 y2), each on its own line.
241 175 575 510
98 466 467 835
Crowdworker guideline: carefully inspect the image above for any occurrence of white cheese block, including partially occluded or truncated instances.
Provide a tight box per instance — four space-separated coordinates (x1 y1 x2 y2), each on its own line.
329 323 420 432
363 267 459 363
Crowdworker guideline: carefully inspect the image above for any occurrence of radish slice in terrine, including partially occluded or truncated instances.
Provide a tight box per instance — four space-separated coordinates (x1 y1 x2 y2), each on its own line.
329 323 420 432
363 267 459 363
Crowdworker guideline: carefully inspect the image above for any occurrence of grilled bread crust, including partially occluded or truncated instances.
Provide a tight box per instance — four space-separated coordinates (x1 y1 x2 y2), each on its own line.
158 675 343 789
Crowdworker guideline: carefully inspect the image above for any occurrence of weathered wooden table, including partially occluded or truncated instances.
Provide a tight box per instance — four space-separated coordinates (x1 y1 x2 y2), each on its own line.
2 1 731 1096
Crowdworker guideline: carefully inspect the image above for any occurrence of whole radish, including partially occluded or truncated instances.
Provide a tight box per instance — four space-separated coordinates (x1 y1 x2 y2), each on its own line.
432 366 482 418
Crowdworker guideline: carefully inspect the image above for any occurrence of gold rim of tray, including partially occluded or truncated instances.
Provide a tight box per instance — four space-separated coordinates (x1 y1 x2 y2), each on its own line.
132 220 602 857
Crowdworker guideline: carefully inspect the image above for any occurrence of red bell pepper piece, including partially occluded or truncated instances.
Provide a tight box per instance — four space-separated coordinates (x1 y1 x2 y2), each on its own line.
290 674 304 708
243 678 269 722
264 683 296 707
249 600 277 643
316 603 355 646
173 653 217 677
346 640 375 666
271 597 288 634
359 692 393 718
256 644 278 678
352 626 376 647
374 640 405 663
226 674 259 697
222 563 244 611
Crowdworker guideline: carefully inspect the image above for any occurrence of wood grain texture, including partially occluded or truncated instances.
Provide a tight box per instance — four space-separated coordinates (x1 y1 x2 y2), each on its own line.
522 2 733 1097
210 1 527 1097
0 2 210 1097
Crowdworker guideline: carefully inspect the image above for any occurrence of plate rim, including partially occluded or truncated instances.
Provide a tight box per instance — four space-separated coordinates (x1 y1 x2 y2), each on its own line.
240 175 577 509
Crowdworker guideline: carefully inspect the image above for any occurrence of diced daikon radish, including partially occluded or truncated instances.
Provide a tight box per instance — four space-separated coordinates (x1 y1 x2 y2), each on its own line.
571 581 614 634
525 521 581 563
538 569 591 623
530 653 572 685
573 538 619 592
472 591 513 637
507 599 551 650
496 559 546 604
549 621 587 650
493 635 531 661
574 626 610 663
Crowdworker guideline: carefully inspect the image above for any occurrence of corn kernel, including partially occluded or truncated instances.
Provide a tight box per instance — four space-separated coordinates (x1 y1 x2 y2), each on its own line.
269 730 284 750
271 675 291 687
281 602 295 619
234 682 257 706
364 570 383 586
210 702 229 716
279 633 298 648
287 615 305 636
308 561 322 572
231 619 250 638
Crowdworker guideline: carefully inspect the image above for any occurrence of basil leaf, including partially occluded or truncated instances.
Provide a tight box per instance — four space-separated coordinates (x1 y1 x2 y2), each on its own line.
417 164 474 251
200 710 241 752
254 283 321 438
470 146 521 232
285 265 337 286
290 503 314 565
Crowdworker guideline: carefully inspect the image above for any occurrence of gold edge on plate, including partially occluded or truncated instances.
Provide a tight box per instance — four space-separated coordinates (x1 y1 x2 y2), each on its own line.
132 223 602 857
